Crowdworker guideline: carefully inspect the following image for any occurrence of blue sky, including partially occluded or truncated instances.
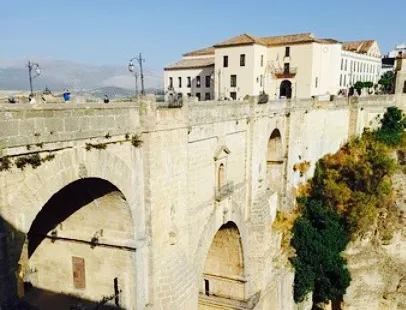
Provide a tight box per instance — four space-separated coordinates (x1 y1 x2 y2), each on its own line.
1 0 404 71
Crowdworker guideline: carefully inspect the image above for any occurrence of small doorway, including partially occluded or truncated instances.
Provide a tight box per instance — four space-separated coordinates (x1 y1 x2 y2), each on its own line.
280 80 292 99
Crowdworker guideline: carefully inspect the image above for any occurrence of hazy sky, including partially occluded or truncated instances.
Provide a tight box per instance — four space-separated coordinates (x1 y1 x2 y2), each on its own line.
1 0 404 70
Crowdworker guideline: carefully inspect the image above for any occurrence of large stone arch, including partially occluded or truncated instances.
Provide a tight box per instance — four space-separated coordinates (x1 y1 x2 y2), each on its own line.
4 147 144 238
1 147 147 309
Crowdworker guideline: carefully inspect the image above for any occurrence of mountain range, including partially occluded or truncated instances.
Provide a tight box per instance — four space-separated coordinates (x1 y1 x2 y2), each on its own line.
0 58 163 97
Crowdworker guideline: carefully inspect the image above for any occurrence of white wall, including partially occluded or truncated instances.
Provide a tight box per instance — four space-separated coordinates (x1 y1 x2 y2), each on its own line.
267 44 314 99
214 45 256 100
311 43 342 96
340 49 382 90
164 66 214 101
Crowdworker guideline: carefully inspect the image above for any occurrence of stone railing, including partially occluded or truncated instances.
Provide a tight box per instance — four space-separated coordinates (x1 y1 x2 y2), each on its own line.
0 102 140 150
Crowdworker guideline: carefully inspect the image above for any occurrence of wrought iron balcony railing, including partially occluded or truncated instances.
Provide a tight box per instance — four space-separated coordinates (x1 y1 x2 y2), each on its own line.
273 67 298 79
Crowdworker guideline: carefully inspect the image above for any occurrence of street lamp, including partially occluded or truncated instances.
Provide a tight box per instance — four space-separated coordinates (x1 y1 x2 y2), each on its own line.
128 61 139 98
128 53 145 96
28 61 41 96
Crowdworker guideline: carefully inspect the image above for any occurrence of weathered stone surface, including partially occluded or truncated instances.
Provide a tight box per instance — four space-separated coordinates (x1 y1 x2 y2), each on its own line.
0 95 404 310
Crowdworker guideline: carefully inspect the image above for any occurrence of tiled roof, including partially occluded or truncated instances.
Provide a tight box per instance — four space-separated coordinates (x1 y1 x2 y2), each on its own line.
342 40 375 54
261 33 314 46
164 57 215 70
213 34 265 47
183 46 215 57
182 33 343 58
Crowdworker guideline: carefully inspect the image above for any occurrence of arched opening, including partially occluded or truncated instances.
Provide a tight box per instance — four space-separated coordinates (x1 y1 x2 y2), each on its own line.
21 178 135 310
199 222 246 309
267 129 283 193
280 80 292 99
217 163 226 194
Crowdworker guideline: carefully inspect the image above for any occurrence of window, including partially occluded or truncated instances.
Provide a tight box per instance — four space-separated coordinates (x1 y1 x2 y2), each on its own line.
223 55 228 67
284 63 290 74
230 92 237 100
169 77 173 88
178 77 182 88
204 279 210 296
350 60 353 72
218 163 226 192
344 74 346 86
285 46 290 57
196 92 201 101
205 92 211 100
187 93 191 97
187 77 191 88
196 76 201 88
345 59 347 71
72 257 86 289
240 54 246 67
403 81 406 93
260 74 263 87
260 55 264 67
205 75 211 88
230 75 237 87
340 74 342 86
341 59 344 70
315 77 318 88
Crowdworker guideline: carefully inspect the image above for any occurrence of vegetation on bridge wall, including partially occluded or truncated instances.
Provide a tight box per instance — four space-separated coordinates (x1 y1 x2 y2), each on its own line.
276 107 406 306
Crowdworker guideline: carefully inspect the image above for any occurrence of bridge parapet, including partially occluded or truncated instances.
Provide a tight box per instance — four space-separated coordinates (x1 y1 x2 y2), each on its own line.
0 103 140 150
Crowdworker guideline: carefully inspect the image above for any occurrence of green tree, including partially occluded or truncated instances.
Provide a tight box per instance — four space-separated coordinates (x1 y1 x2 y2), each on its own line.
291 198 351 303
378 71 395 94
376 106 406 146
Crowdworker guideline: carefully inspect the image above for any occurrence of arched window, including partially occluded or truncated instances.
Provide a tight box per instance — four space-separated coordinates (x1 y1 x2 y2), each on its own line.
267 129 283 163
218 163 226 193
267 129 283 192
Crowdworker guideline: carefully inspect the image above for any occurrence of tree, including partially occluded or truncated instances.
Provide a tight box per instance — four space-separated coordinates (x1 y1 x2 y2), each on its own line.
291 198 351 304
378 71 395 94
376 106 406 146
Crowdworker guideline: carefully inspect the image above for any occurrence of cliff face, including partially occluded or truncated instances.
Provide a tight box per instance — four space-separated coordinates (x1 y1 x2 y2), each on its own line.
343 170 406 310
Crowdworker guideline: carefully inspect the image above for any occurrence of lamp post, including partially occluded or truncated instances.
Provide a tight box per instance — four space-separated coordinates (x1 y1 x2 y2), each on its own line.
27 61 41 96
128 54 145 96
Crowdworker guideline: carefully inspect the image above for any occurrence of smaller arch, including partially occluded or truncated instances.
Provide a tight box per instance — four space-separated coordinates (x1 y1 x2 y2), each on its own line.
267 129 283 193
267 129 283 163
217 163 226 192
280 80 292 99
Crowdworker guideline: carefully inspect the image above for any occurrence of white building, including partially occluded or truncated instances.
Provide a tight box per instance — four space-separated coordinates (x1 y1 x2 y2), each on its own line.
164 33 382 101
388 43 406 58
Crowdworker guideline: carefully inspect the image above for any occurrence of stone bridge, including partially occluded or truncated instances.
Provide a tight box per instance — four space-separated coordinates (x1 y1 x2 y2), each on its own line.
0 95 399 310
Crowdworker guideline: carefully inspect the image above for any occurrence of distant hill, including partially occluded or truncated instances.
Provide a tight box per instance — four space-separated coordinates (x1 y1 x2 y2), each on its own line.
76 86 163 99
0 58 163 94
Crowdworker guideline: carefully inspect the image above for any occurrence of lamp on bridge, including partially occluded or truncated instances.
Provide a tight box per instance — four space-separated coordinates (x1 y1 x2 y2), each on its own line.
27 61 41 96
128 54 146 97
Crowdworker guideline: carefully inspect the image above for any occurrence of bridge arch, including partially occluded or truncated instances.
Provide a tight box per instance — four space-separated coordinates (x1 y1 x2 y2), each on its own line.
196 211 250 309
267 128 283 192
2 148 145 309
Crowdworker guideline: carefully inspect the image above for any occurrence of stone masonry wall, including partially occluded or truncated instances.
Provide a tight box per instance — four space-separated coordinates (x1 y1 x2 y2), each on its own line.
0 95 401 310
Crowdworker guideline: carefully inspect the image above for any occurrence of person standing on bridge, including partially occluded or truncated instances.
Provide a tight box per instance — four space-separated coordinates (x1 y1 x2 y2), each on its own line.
63 89 71 102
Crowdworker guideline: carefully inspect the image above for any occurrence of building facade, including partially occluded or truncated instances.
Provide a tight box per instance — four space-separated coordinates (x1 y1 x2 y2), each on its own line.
164 33 382 100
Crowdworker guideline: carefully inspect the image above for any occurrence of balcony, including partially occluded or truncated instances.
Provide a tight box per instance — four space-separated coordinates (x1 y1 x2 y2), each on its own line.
274 67 298 79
